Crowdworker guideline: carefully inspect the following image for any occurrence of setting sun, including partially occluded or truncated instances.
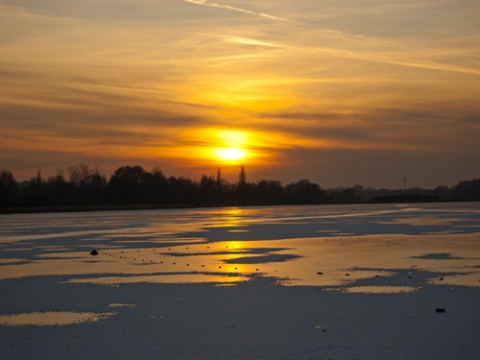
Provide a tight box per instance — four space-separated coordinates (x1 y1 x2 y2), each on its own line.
215 147 247 161
211 130 250 163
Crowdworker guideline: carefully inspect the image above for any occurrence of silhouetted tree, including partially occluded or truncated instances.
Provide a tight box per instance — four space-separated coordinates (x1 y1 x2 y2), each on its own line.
86 170 107 204
0 169 17 207
143 168 169 204
200 174 217 204
285 179 326 204
239 165 246 185
167 176 196 204
65 164 106 204
107 165 147 204
46 170 75 205
433 185 451 200
216 168 222 189
68 164 90 188
4 164 480 211
327 187 358 202
452 178 480 200
22 170 50 206
254 180 284 204
235 165 255 204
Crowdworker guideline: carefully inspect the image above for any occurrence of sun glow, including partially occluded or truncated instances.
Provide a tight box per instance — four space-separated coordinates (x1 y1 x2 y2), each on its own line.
215 147 247 161
181 128 279 167
212 130 250 163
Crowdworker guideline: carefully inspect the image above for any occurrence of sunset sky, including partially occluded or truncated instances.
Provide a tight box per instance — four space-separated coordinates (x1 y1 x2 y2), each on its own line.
1 0 479 188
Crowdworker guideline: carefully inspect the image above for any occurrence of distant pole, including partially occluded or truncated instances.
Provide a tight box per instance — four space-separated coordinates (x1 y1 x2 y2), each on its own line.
403 177 406 190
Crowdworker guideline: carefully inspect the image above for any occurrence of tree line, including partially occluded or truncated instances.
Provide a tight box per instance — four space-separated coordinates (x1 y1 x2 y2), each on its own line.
0 164 479 210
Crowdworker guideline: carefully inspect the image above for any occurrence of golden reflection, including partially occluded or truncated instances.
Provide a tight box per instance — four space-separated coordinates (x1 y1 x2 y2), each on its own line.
207 207 248 228
2 229 479 289
0 311 117 327
343 286 420 294
65 274 249 286
209 241 245 255
223 241 244 250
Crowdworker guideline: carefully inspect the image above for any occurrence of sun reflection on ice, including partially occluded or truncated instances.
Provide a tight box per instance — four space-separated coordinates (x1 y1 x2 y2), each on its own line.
0 311 117 327
1 204 480 291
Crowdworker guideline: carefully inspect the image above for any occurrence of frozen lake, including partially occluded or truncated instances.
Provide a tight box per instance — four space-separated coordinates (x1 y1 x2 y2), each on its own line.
1 202 479 288
1 202 480 360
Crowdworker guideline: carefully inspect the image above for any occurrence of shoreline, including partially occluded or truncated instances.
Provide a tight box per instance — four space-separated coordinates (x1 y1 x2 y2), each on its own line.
1 198 475 215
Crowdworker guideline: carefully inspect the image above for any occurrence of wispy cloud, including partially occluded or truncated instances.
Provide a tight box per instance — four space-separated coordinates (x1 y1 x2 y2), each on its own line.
2 0 479 186
223 36 283 48
305 45 480 76
182 0 288 21
279 26 480 77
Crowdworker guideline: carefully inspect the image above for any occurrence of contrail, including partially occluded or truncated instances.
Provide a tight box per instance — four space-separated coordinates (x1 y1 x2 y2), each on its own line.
182 0 288 21
223 36 283 48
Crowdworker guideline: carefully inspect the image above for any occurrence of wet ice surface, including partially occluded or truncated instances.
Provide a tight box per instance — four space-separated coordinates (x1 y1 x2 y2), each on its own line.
1 202 479 289
0 311 117 326
1 203 480 359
